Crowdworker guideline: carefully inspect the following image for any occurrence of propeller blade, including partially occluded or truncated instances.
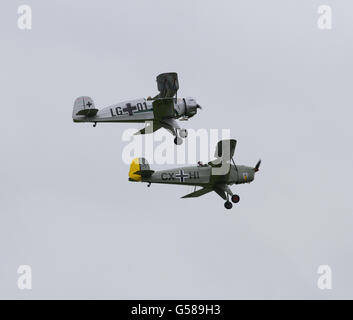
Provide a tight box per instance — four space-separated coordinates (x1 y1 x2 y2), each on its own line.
254 159 261 172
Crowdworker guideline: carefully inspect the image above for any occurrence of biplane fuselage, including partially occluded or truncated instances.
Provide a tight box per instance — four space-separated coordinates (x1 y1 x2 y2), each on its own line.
73 97 195 124
134 164 255 187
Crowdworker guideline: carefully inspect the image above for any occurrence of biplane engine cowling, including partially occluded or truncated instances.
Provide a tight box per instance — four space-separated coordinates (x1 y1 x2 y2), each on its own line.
184 97 201 118
236 166 255 184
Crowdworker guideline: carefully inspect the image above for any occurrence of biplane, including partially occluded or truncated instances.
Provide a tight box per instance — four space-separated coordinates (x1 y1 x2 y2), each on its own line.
129 139 261 209
72 73 201 145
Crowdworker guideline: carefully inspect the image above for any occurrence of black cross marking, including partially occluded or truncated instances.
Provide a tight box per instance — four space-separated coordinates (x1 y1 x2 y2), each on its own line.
86 101 92 108
175 170 189 183
123 103 137 116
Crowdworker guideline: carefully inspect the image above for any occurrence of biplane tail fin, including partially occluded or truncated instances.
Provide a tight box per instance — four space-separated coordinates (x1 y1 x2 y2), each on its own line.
128 158 154 182
73 96 99 121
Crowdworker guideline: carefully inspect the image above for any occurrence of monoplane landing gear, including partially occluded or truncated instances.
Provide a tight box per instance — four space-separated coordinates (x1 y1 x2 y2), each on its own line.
224 201 233 209
174 137 183 145
93 122 97 128
147 182 151 187
231 194 240 203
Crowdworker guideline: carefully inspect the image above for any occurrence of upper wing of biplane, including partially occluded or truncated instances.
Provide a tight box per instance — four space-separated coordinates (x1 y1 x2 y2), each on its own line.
208 139 237 167
154 72 179 99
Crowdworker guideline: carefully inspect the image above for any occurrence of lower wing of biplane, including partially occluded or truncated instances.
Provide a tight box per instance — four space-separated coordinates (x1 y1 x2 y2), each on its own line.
134 98 185 144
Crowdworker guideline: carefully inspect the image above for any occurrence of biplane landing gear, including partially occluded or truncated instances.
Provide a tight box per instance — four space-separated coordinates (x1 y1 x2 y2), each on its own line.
147 182 151 187
231 194 240 203
179 128 188 139
174 137 183 145
93 122 97 127
224 201 233 210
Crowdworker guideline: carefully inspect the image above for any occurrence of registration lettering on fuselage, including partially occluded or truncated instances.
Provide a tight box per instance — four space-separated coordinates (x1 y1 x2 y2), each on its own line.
161 170 200 183
109 101 149 117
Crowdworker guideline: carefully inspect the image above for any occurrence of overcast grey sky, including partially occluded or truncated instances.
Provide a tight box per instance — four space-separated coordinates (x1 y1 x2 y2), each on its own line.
0 0 352 299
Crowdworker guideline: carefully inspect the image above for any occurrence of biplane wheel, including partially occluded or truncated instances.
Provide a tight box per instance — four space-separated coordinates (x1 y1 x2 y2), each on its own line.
179 128 188 138
231 194 240 203
174 137 183 145
224 201 233 209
